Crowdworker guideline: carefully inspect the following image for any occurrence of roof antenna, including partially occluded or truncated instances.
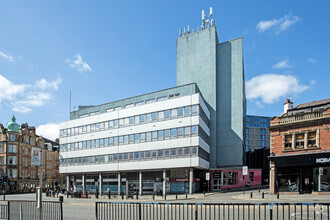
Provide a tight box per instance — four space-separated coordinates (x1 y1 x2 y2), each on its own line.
201 10 205 29
187 25 190 34
210 7 213 26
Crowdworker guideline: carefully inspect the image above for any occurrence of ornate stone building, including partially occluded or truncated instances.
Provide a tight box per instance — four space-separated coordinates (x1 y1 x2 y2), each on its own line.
269 99 330 194
0 116 62 193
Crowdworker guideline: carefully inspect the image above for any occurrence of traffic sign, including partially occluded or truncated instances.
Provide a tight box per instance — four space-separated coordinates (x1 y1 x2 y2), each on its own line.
242 166 248 176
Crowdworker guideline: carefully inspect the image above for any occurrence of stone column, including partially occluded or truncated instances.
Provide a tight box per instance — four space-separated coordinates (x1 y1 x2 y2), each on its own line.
72 176 76 192
118 172 121 195
189 168 193 195
318 167 322 192
82 174 86 195
270 161 276 195
139 171 142 195
99 173 102 196
66 175 70 192
162 170 166 196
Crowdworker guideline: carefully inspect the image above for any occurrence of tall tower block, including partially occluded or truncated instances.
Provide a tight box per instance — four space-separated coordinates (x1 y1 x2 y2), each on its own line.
176 10 246 168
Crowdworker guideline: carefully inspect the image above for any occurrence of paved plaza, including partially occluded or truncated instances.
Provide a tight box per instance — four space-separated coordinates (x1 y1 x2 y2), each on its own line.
1 189 330 219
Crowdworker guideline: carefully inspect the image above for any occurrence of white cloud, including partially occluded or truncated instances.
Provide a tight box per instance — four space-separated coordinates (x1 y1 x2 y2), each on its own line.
0 75 27 101
308 58 316 63
0 74 62 113
246 74 309 104
0 51 14 62
66 54 92 72
257 13 300 33
36 123 59 141
310 80 316 85
36 75 62 90
272 59 292 69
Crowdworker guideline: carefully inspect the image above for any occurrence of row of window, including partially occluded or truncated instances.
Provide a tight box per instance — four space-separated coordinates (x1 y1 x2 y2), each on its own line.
284 131 317 150
60 125 209 152
78 93 181 118
61 105 209 138
60 146 209 167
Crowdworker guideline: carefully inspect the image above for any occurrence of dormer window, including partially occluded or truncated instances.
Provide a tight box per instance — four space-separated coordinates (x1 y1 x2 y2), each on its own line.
10 134 16 141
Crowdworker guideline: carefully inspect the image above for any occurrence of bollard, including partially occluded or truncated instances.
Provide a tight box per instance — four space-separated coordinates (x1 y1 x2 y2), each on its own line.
122 192 124 200
262 192 264 199
277 192 279 199
176 195 178 200
164 194 166 200
108 191 110 199
136 192 138 200
96 192 99 199
203 191 205 196
153 193 155 200
258 188 260 193
250 192 253 198
185 193 187 199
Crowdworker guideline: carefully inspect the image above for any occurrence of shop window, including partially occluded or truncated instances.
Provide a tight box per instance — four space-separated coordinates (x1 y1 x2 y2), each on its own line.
284 135 292 150
223 172 238 185
307 132 316 147
295 133 304 149
249 172 254 182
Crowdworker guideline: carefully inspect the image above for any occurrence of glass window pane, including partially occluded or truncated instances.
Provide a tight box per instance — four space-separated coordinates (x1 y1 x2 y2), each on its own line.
184 127 191 136
164 110 170 120
134 152 139 160
129 134 134 143
178 127 183 137
158 130 164 140
192 126 198 135
192 105 198 115
171 148 177 156
152 112 158 122
146 132 151 142
171 128 177 138
157 150 163 158
152 131 157 141
124 135 128 144
165 129 170 139
135 116 140 125
184 147 190 155
140 151 145 160
109 138 113 146
129 116 134 125
124 118 129 127
178 107 184 117
99 122 104 130
140 115 146 123
135 134 139 143
109 121 114 129
100 138 104 147
164 149 169 157
146 113 152 123
114 137 118 145
140 133 146 142
158 111 164 121
114 120 118 128
119 136 124 145
171 109 178 119
177 148 183 156
104 138 108 147
95 123 99 132
86 141 90 149
184 106 191 116
119 119 124 127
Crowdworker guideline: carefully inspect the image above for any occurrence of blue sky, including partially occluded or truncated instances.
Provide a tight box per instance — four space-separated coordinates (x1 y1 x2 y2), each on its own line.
0 0 329 140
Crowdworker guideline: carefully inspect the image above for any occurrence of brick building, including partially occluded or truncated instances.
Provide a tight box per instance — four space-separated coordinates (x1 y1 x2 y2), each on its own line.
269 99 330 194
0 116 62 193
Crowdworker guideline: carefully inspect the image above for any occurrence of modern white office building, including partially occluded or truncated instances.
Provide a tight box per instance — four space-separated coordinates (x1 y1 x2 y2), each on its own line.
60 84 210 194
60 8 246 195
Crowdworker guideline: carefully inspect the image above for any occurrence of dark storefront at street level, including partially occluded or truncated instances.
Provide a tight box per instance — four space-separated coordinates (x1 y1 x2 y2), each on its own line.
269 152 330 194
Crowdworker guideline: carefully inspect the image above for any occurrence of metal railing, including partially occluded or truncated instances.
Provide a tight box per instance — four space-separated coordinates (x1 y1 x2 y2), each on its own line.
95 202 330 220
8 200 63 220
0 204 8 219
278 111 324 124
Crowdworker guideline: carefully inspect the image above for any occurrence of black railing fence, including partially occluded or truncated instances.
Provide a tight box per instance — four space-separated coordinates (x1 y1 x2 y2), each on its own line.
96 202 330 220
0 204 8 220
0 200 63 220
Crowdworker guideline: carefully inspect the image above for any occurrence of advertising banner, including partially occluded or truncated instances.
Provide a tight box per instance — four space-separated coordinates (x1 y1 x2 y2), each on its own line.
31 147 41 166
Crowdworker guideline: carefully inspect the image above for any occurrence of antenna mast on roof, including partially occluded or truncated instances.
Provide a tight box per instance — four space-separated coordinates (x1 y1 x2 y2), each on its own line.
201 10 205 29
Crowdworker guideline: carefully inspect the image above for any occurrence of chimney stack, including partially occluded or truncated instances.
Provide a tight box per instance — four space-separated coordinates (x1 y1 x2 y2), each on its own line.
284 99 293 113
